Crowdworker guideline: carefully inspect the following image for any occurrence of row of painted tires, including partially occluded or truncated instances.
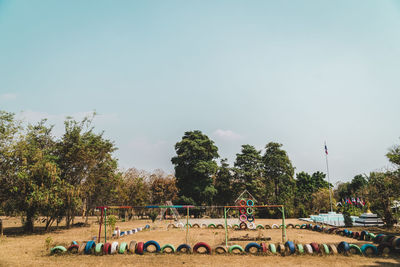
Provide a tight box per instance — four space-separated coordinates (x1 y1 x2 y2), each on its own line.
50 240 384 257
112 224 150 238
301 223 400 252
169 223 296 230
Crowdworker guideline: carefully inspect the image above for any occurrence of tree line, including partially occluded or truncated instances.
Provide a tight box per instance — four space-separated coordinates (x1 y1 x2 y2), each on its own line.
1 111 399 231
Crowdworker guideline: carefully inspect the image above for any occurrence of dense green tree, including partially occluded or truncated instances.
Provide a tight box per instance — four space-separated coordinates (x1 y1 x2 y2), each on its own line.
262 142 295 214
233 145 264 201
214 159 234 205
387 140 400 167
171 131 219 205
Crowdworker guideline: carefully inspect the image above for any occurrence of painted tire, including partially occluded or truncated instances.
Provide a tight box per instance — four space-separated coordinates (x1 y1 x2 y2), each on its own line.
377 243 392 256
111 241 119 254
387 236 397 245
71 241 78 245
247 215 255 222
277 244 285 255
136 242 144 255
208 223 216 229
85 241 96 254
128 241 137 254
269 244 277 254
103 242 111 254
95 243 104 255
343 229 349 236
265 224 271 229
239 207 246 214
304 244 313 254
360 231 369 240
247 199 254 206
284 241 295 255
256 224 264 229
295 224 301 229
227 224 232 229
300 224 307 229
382 235 394 243
246 207 254 214
327 227 337 234
192 223 200 228
310 242 319 253
229 245 244 254
260 242 268 253
368 233 376 241
50 246 67 255
320 244 329 255
145 224 150 229
201 223 208 228
337 241 350 254
176 244 191 253
392 237 400 249
348 231 353 237
161 244 176 254
271 224 279 229
167 223 175 229
118 242 128 254
239 222 248 230
248 222 256 229
297 244 304 254
240 215 247 222
361 244 378 256
239 199 246 206
144 240 161 253
233 224 240 230
216 224 224 229
193 242 212 254
375 234 385 243
184 223 192 228
67 244 79 254
214 246 227 254
78 243 87 254
354 232 360 239
313 225 320 232
245 242 262 254
279 224 286 229
287 224 294 229
329 244 338 255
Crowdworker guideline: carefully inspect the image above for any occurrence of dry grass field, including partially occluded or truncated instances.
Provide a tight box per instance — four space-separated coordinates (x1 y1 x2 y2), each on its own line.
1 216 399 267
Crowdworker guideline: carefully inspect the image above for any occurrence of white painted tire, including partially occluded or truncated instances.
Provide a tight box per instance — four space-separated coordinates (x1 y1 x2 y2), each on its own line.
272 224 279 229
176 222 184 228
248 222 256 229
138 227 143 231
111 242 119 254
304 244 313 254
201 224 207 228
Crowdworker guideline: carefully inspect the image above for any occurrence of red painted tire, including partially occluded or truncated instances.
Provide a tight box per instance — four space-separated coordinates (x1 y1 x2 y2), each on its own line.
260 242 268 253
239 199 246 206
136 242 144 255
67 244 79 254
103 242 111 254
239 222 248 230
310 242 319 253
193 242 212 254
239 207 246 214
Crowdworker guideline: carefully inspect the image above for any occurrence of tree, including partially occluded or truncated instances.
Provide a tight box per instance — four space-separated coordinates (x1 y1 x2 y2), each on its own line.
311 188 336 213
149 170 178 204
233 145 264 201
214 159 234 205
262 142 295 214
387 140 400 167
120 168 150 206
368 171 400 227
171 131 219 205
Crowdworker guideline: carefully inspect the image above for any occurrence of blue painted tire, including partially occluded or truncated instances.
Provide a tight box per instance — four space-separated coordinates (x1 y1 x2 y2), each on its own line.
245 242 261 253
177 244 191 253
285 241 296 255
361 244 378 256
144 240 161 253
360 231 369 240
84 241 96 254
337 241 350 254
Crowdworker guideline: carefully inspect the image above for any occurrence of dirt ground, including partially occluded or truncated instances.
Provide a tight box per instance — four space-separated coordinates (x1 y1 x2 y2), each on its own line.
1 216 399 267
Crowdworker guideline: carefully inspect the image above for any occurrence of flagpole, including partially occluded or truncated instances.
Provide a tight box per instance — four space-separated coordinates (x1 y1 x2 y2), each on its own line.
325 141 334 212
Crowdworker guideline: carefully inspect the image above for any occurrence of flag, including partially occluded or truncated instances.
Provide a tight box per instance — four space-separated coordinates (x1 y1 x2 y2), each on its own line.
324 144 328 155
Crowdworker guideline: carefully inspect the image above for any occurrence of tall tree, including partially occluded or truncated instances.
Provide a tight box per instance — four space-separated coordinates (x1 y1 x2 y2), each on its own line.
387 140 400 167
233 145 264 201
262 142 295 214
149 170 178 204
214 158 234 205
171 130 218 205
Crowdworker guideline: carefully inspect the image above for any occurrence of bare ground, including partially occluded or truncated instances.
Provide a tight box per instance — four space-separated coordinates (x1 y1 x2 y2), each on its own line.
0 216 399 267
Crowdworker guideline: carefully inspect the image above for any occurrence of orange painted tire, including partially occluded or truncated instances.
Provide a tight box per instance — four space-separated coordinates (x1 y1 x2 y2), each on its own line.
193 242 212 254
239 199 246 206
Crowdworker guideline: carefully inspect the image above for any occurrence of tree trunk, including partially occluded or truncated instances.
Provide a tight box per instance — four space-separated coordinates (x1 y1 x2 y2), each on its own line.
24 208 35 233
0 219 3 236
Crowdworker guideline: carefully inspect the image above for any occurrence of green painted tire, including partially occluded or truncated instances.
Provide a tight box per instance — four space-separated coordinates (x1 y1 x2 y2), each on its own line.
95 243 104 255
119 242 128 254
321 244 329 255
295 224 301 229
368 233 376 240
184 223 192 228
256 224 264 229
208 223 216 229
228 245 244 254
161 244 176 253
349 244 362 255
297 244 304 254
269 244 277 254
233 224 240 230
50 246 67 255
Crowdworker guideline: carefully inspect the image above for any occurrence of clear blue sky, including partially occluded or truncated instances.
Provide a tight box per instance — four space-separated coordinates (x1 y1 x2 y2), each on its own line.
1 0 400 184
